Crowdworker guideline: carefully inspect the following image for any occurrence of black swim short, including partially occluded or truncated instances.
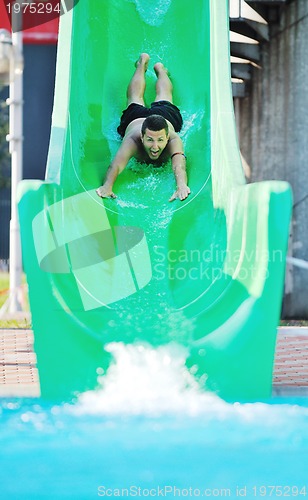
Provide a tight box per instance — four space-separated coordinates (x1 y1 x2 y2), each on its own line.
117 100 183 137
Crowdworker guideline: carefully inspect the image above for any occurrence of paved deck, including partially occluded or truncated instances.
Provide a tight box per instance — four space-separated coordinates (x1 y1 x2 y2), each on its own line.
0 327 308 398
0 329 40 397
272 327 308 396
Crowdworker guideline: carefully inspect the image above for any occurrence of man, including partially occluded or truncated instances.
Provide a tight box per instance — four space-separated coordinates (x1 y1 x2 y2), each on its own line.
96 53 190 202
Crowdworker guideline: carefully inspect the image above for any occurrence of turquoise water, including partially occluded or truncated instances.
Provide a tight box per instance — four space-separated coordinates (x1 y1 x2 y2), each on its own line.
1 343 308 499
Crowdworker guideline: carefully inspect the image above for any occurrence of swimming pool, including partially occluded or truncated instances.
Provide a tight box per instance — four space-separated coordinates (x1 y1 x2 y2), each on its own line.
1 343 308 499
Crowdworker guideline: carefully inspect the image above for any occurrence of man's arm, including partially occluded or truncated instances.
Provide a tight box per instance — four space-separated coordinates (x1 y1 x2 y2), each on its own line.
96 137 137 198
168 135 190 202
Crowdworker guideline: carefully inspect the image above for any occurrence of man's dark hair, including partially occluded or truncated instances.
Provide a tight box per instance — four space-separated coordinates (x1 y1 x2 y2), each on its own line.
141 115 169 136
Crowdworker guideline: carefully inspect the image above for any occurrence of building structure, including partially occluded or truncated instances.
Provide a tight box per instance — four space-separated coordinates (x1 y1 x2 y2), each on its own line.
230 0 307 318
0 7 58 263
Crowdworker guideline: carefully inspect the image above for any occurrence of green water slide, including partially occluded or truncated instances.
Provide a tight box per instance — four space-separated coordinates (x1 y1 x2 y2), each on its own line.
18 0 292 401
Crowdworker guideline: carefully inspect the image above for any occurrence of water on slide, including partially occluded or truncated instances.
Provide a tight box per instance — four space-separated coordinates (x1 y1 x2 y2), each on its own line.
18 0 292 401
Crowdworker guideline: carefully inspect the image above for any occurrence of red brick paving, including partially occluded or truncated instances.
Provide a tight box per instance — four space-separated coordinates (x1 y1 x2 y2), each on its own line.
273 329 308 394
0 329 40 397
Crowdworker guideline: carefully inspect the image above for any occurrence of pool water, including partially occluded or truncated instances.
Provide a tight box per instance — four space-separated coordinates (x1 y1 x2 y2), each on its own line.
1 343 308 499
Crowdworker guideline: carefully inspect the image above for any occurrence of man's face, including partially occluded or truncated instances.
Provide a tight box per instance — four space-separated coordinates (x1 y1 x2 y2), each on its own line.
141 128 169 161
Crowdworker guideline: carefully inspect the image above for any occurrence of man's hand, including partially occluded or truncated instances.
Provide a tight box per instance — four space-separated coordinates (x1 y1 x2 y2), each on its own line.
96 184 117 199
169 184 191 202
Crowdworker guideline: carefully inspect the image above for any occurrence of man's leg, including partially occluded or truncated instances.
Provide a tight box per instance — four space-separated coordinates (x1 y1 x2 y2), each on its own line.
154 62 173 103
126 53 150 106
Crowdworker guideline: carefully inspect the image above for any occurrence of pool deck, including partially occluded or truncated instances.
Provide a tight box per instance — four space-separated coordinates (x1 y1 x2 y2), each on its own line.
272 327 308 397
0 327 308 398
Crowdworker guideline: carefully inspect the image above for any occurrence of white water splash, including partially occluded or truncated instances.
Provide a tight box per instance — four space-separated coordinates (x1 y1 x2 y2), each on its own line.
116 199 149 209
180 110 205 139
73 342 220 417
154 206 173 228
3 341 308 453
70 342 308 440
128 0 172 27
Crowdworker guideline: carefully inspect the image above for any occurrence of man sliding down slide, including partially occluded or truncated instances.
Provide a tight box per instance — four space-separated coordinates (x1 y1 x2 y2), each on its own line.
96 53 190 202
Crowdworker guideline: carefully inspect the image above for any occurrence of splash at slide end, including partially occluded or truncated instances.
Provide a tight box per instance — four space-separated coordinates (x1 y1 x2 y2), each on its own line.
18 0 292 401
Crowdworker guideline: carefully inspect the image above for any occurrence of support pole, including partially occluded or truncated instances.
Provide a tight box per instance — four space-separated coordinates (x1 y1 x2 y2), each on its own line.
7 3 24 313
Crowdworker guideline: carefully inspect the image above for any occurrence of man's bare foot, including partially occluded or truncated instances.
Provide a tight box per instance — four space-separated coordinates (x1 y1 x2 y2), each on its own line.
135 53 150 71
154 62 169 76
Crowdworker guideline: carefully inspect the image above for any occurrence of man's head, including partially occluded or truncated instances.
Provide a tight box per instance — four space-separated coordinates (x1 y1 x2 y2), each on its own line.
141 115 169 161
